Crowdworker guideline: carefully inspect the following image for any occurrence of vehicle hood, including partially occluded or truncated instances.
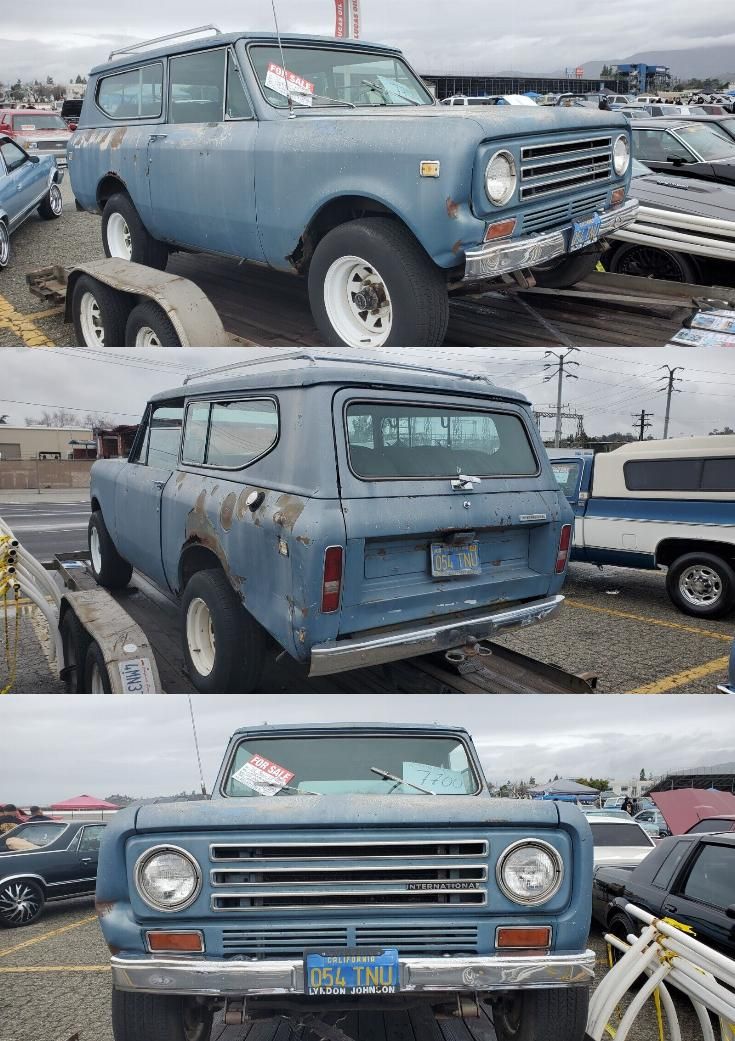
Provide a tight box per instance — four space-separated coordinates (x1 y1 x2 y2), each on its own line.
132 794 563 832
632 169 735 219
651 787 735 834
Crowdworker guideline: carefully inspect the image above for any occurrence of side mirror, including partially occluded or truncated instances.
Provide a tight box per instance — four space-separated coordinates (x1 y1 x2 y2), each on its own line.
668 155 688 166
29 154 40 164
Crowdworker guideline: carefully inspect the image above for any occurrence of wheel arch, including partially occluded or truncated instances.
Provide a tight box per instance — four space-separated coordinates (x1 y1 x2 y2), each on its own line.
96 174 129 212
0 872 47 894
178 542 226 594
655 538 735 568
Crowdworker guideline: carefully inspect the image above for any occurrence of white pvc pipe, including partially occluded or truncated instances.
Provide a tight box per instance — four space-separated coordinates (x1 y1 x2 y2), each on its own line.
615 963 672 1041
15 551 61 607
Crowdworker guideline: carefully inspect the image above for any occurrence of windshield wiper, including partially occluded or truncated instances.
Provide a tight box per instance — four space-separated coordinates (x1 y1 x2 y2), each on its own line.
361 79 419 106
287 87 356 109
258 780 322 796
370 767 435 794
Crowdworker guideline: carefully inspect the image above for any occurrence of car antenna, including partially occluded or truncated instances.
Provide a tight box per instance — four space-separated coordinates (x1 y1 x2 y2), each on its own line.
188 695 208 798
271 0 295 119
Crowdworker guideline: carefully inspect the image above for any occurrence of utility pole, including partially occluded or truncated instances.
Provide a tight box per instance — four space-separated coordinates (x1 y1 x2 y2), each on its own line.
544 348 579 447
657 365 684 439
632 410 654 441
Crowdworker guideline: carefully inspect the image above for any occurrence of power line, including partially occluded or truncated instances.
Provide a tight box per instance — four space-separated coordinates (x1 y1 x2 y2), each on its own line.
632 410 654 441
657 366 684 439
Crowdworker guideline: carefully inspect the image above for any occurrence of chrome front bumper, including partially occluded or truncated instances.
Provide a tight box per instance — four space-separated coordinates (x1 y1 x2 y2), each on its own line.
464 198 639 281
111 949 596 997
309 594 564 677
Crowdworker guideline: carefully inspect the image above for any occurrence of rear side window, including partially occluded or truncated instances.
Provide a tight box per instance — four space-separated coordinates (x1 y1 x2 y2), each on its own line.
181 399 278 468
680 843 733 908
624 457 735 492
169 48 226 124
589 823 652 847
97 63 163 119
345 402 538 480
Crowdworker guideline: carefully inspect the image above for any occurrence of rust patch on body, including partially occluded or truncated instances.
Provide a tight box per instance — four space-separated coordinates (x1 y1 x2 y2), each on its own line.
220 492 236 531
295 534 311 545
446 196 460 220
272 493 306 531
108 127 127 150
95 900 115 918
451 239 463 255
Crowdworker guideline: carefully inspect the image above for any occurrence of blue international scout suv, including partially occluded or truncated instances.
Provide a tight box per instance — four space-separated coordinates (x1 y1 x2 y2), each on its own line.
68 27 638 351
87 356 574 694
97 723 595 1041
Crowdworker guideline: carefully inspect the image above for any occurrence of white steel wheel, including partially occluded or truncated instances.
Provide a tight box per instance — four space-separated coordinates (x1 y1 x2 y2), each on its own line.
0 222 9 267
90 526 102 573
679 565 723 609
106 211 133 260
323 255 393 348
186 597 216 677
90 660 106 695
79 291 106 346
49 183 63 215
134 326 162 348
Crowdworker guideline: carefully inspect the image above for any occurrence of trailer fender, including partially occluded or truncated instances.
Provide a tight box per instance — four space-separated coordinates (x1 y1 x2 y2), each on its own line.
60 590 162 695
63 259 233 347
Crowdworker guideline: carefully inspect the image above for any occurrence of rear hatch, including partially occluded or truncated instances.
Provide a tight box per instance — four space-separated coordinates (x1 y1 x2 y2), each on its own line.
332 387 568 635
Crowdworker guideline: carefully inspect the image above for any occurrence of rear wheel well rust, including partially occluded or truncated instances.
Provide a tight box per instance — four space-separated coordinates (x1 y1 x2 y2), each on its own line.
291 195 404 272
656 538 735 568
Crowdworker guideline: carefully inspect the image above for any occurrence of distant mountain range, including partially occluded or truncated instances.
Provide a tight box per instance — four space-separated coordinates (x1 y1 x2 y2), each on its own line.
578 46 735 82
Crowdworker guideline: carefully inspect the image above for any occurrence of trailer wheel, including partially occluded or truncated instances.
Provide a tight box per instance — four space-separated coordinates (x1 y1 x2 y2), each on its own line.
84 641 113 695
72 274 130 348
102 192 169 270
181 568 265 694
493 987 588 1041
607 242 698 283
308 217 449 350
125 300 183 348
112 989 213 1041
0 877 45 929
665 552 735 618
38 182 63 220
0 221 10 269
530 248 601 288
89 511 133 589
60 609 91 694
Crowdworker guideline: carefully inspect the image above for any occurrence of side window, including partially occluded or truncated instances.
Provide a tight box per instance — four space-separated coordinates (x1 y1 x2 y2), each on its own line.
147 405 184 469
679 843 732 908
97 64 163 119
651 840 691 889
181 399 278 468
0 139 28 172
624 459 701 491
169 49 226 124
632 129 691 163
701 457 735 492
78 826 105 854
226 52 253 119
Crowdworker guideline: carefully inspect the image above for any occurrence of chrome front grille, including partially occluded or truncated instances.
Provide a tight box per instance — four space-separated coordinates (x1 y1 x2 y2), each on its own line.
522 190 610 234
209 839 488 911
520 137 612 201
220 923 480 957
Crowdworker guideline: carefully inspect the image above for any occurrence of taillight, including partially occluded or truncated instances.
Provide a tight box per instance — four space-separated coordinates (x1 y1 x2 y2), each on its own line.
321 546 344 612
555 524 572 574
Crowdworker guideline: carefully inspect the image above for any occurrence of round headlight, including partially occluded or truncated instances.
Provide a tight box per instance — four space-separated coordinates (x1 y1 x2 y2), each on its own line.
497 839 563 905
613 134 630 176
485 149 517 205
135 846 201 912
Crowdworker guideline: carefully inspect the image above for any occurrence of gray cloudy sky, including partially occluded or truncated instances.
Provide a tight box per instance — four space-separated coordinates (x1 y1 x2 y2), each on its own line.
2 343 733 442
0 694 731 804
2 0 735 84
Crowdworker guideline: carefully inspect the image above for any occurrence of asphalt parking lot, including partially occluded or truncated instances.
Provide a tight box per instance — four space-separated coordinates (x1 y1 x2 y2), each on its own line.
0 896 699 1041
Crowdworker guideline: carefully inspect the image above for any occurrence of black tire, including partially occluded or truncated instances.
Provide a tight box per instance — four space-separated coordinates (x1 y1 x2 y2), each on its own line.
102 192 169 269
493 987 589 1041
0 220 10 269
530 248 601 288
607 242 698 283
112 989 213 1041
0 877 45 928
71 273 130 348
60 609 91 694
307 217 449 351
607 911 637 966
125 300 183 349
38 181 63 220
181 568 265 695
665 552 735 619
88 510 133 589
84 641 113 695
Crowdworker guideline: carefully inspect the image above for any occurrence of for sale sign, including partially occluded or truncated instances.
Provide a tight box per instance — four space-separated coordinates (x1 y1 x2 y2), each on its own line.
265 62 315 106
232 754 295 796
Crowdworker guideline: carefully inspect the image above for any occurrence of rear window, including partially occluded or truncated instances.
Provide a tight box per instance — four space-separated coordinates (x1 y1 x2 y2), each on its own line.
345 402 538 480
181 398 278 469
97 63 163 119
12 114 67 130
590 822 653 847
687 818 735 834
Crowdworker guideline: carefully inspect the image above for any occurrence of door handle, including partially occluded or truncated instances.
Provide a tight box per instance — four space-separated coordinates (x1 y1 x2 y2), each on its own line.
80 856 93 864
148 134 167 142
152 479 166 489
663 903 677 913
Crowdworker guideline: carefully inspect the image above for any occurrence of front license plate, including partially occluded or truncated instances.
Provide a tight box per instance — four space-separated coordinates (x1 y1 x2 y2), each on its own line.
305 948 400 995
569 213 602 252
431 541 481 577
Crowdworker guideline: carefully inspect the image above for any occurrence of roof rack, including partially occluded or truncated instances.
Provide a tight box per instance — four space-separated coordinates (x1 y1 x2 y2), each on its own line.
183 350 495 386
108 25 222 61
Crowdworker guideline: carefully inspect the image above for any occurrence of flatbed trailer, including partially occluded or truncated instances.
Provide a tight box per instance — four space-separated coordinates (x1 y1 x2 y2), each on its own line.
47 552 597 695
26 255 735 350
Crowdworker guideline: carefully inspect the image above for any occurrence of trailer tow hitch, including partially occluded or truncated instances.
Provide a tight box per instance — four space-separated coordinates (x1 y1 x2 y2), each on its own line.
445 636 493 672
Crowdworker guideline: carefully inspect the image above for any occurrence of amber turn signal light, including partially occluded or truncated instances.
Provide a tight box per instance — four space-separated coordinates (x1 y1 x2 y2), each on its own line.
496 926 551 949
147 931 204 953
611 187 626 207
484 218 517 241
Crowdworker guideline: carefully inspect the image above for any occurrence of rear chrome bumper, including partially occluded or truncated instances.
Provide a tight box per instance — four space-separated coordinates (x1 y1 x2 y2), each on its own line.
111 949 595 997
308 594 564 677
463 198 639 281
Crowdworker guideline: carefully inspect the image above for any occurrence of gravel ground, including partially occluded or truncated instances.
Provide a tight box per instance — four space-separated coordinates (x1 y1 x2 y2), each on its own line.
0 900 701 1041
0 605 65 695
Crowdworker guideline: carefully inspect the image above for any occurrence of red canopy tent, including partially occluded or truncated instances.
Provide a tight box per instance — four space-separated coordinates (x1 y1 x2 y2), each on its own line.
50 795 120 810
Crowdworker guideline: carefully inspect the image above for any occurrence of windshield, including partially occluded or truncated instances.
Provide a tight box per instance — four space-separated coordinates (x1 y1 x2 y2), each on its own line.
674 123 735 160
12 114 66 130
345 401 537 479
222 734 480 796
687 818 735 834
248 45 434 109
590 822 653 847
0 822 66 849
